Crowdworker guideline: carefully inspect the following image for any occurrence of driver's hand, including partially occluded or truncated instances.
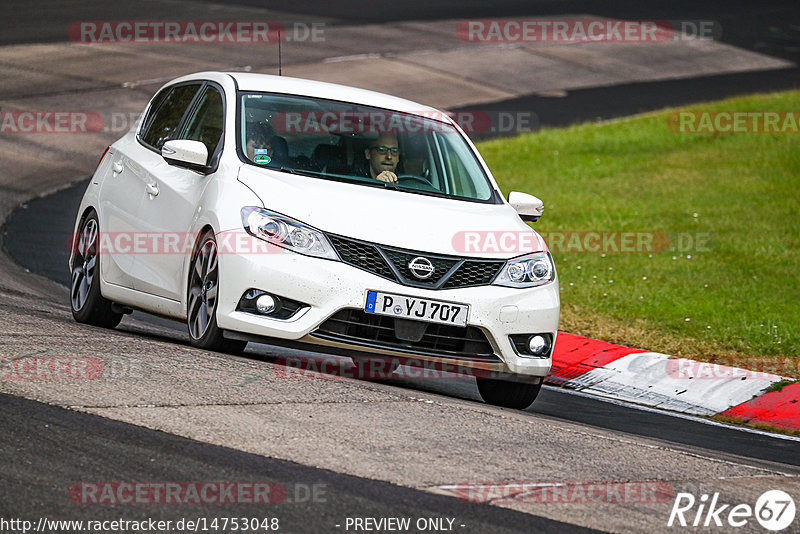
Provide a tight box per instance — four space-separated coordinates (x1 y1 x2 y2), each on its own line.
375 171 398 183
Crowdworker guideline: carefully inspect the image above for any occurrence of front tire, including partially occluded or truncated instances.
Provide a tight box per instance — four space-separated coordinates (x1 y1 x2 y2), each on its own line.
187 230 247 354
70 210 123 328
477 378 541 409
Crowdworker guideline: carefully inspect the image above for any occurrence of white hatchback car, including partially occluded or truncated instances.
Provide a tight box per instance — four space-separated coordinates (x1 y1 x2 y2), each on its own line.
70 71 559 408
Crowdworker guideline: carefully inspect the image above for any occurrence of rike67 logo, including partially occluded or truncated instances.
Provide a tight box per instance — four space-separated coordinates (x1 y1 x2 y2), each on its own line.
668 490 795 531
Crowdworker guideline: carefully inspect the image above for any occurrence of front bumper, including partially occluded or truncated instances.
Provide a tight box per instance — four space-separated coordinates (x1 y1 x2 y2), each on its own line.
215 242 560 378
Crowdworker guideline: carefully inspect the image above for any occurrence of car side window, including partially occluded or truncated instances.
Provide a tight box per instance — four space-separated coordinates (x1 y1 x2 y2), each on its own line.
182 85 224 163
137 87 170 138
140 84 201 150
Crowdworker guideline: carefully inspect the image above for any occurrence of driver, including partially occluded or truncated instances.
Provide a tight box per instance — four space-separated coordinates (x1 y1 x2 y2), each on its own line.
364 132 400 183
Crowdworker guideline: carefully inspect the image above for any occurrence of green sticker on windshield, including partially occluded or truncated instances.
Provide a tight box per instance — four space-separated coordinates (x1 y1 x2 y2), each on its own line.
254 154 271 165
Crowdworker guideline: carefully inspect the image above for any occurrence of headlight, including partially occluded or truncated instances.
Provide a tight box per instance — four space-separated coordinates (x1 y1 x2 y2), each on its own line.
240 207 339 261
493 252 555 288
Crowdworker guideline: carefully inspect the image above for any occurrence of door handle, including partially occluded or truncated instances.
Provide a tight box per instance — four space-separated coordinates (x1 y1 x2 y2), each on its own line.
146 183 159 197
112 162 123 174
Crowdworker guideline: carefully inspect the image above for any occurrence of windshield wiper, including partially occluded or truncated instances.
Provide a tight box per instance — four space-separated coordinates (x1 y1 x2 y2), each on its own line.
278 165 307 176
393 186 451 200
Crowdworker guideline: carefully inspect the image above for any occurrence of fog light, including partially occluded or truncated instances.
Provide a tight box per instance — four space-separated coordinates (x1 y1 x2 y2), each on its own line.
256 295 277 314
528 335 548 355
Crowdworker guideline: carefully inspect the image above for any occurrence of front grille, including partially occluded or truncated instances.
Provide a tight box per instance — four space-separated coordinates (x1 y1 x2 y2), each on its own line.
328 235 395 280
313 309 500 361
328 234 505 289
443 260 505 288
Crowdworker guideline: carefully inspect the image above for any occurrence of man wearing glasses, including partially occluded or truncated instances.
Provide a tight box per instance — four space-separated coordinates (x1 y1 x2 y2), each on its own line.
364 132 400 183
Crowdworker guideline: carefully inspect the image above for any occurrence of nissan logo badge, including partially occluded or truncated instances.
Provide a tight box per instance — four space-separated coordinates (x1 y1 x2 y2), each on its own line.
408 257 435 279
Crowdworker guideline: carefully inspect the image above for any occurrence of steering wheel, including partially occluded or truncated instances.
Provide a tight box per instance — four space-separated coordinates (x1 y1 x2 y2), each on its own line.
396 174 436 190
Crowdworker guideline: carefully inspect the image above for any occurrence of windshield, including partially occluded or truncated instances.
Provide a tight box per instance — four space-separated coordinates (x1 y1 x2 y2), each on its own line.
238 92 497 202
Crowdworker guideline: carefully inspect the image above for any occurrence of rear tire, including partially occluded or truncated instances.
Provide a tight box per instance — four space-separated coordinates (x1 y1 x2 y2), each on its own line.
70 210 123 329
187 230 247 355
477 378 541 409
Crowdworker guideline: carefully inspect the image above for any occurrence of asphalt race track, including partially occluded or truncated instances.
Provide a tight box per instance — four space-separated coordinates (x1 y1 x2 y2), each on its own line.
2 392 603 533
2 1 800 533
7 177 800 469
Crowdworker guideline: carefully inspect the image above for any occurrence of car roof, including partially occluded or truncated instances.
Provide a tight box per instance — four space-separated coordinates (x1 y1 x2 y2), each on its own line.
172 71 452 123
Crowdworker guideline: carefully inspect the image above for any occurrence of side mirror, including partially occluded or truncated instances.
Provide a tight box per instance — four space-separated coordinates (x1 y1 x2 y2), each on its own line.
162 140 211 174
508 191 544 222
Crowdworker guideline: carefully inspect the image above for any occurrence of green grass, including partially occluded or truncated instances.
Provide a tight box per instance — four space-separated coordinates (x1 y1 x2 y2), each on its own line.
477 90 800 369
764 379 800 394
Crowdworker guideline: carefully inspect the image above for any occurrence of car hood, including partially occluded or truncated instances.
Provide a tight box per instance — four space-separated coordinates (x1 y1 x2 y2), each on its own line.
237 165 546 259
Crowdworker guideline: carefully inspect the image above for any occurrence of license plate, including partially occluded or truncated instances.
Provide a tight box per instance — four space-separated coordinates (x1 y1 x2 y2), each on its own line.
364 290 469 327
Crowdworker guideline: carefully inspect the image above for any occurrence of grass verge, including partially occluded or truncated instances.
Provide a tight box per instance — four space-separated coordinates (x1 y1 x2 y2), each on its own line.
712 415 800 437
478 90 800 375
